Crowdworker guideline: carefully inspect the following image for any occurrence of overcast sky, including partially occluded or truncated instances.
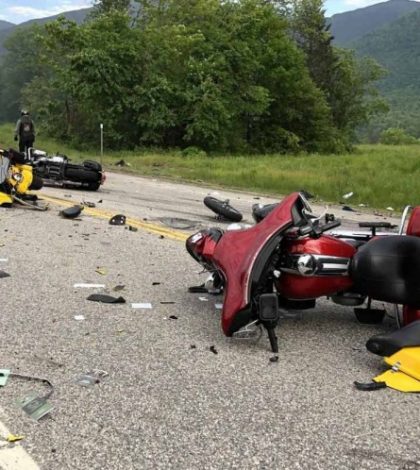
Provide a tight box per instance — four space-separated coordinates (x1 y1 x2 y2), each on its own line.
0 0 415 24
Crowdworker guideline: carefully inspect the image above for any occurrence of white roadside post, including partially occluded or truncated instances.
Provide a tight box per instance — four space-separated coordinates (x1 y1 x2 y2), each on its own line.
100 122 104 166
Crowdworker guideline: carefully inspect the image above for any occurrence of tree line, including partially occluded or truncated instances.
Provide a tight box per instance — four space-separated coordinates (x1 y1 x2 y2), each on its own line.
0 0 385 153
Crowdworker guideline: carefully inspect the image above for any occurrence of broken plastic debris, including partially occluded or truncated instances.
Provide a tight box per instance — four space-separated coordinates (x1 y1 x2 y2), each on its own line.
342 205 356 212
0 258 8 262
18 393 53 421
215 303 223 310
109 214 126 225
386 207 394 211
342 192 354 199
87 294 126 304
199 297 209 302
160 301 176 305
152 282 161 286
128 225 138 232
74 315 85 321
60 205 84 219
95 267 107 276
0 271 10 279
6 434 24 443
0 369 11 387
74 283 105 288
113 285 125 291
169 315 178 320
131 303 152 309
188 284 207 293
269 356 279 363
75 370 108 387
83 201 96 208
209 346 218 355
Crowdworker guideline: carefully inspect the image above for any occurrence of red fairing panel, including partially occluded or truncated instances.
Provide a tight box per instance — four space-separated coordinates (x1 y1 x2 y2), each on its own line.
407 207 420 237
278 235 356 299
213 193 300 335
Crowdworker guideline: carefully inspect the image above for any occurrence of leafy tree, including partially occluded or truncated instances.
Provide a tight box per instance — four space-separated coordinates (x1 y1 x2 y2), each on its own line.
379 127 418 145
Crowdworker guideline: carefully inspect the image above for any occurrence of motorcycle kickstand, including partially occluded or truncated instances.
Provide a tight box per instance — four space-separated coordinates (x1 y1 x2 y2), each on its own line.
259 293 280 353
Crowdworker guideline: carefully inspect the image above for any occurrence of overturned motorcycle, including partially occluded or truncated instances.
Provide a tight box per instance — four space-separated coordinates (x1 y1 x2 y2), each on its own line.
186 192 420 352
27 148 105 191
0 148 46 210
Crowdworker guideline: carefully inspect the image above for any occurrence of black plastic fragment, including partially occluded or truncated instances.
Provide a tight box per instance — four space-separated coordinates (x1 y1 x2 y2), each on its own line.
342 205 356 212
128 225 138 232
152 282 161 286
60 205 84 219
188 284 207 293
269 356 279 363
354 381 387 391
109 214 126 225
209 346 218 355
0 271 10 279
87 294 126 304
169 315 178 320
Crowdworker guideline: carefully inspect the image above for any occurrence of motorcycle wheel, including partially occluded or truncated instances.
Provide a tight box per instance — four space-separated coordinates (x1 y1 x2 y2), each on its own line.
203 196 243 222
65 167 100 183
29 175 43 190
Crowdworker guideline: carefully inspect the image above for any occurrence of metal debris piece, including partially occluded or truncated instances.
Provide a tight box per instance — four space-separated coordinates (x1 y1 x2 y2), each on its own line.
87 294 126 304
83 201 96 208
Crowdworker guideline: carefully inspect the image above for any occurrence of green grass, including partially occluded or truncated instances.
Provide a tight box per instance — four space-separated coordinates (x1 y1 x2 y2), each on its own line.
2 123 419 211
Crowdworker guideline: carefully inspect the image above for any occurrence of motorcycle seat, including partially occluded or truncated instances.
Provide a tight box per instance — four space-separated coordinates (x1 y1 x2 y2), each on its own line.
366 320 420 356
351 235 420 308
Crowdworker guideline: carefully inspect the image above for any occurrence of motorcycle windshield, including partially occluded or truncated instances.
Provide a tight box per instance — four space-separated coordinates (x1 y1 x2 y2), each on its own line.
213 192 305 335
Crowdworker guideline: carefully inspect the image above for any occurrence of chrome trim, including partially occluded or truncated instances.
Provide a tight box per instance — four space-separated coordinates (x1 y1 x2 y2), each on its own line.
399 205 412 235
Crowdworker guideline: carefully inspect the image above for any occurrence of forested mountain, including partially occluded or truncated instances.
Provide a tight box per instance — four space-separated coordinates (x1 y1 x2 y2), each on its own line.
0 8 92 55
0 20 15 31
350 9 420 139
329 0 420 45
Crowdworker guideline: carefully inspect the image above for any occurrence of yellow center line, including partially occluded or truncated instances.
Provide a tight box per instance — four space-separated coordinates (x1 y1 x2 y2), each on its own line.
39 193 189 242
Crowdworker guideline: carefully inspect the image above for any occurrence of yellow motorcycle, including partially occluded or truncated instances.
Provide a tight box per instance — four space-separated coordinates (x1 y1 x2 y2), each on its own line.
0 148 46 210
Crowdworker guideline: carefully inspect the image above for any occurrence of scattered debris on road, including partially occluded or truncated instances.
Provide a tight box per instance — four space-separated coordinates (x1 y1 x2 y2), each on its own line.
95 267 107 276
87 294 126 304
113 285 125 291
60 205 84 219
0 271 10 279
131 302 152 309
209 346 218 355
269 356 279 363
75 370 108 387
83 201 96 208
74 283 105 288
74 315 85 321
109 214 126 225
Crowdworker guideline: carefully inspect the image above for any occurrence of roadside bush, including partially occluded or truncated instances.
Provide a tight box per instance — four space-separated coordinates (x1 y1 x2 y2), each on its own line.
379 128 418 145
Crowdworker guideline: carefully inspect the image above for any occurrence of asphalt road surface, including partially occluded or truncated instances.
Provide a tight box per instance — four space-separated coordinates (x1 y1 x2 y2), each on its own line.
0 172 418 470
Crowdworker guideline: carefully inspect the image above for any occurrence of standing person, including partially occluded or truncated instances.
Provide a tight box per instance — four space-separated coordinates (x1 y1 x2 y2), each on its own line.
14 110 35 154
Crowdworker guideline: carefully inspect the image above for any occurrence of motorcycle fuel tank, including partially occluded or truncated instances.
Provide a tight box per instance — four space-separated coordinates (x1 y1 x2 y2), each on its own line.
277 235 356 300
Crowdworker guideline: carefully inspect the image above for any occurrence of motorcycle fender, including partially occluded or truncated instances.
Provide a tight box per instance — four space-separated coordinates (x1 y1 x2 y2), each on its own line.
0 192 13 206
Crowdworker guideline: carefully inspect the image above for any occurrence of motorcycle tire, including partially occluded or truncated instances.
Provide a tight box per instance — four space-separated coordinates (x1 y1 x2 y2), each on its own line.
65 167 100 184
354 308 385 324
86 181 101 191
29 174 43 190
83 160 102 172
203 196 243 222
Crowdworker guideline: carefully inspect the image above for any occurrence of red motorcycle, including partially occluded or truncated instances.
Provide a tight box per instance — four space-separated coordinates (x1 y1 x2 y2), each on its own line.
186 192 420 352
